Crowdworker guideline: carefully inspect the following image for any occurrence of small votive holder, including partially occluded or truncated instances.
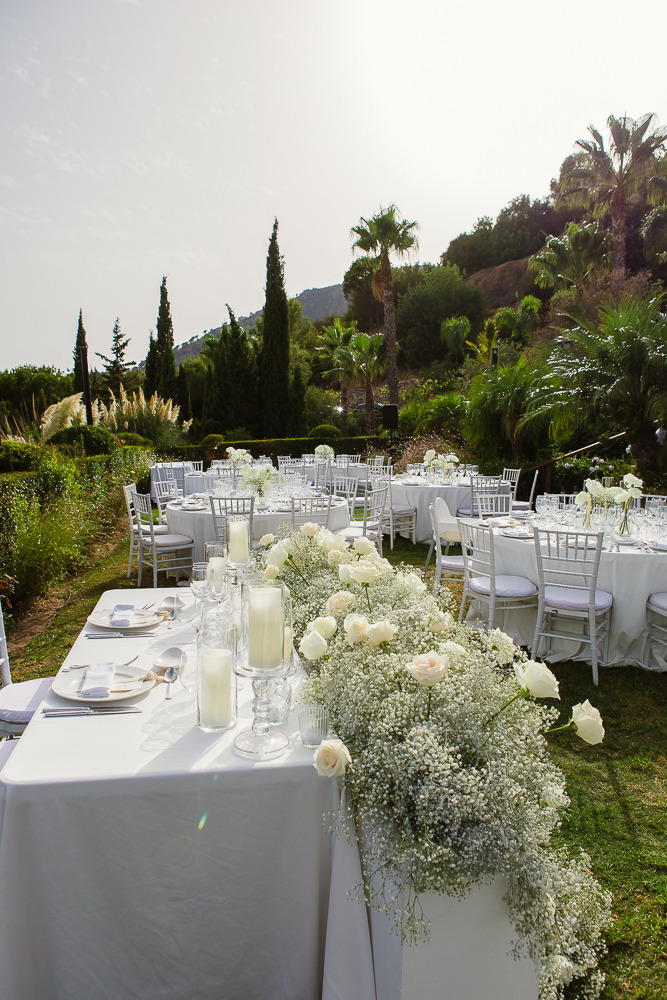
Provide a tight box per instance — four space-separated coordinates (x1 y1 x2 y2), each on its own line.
299 706 330 748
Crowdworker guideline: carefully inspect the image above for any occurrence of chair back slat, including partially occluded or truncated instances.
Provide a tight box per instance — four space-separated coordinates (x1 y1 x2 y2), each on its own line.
210 497 254 545
533 528 604 599
477 493 512 518
291 495 333 529
458 518 495 586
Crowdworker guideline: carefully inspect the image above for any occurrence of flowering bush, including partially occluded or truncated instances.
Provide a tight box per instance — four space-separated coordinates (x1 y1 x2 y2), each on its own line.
259 524 612 999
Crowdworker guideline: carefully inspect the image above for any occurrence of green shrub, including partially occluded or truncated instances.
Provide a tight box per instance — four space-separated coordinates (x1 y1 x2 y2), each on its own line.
0 441 45 473
117 432 153 448
309 424 341 438
49 424 118 456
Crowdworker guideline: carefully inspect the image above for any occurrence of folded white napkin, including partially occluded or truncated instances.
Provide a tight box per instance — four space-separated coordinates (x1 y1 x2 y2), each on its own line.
80 662 115 699
110 603 134 627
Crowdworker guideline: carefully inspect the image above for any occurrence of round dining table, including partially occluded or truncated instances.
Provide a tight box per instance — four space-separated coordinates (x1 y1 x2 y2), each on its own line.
166 497 351 561
390 478 473 543
472 527 667 667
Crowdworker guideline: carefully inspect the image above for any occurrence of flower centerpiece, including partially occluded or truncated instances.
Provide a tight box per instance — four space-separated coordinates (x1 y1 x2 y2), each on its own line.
315 444 335 461
258 523 612 999
240 463 276 498
226 447 252 465
612 473 643 535
576 474 642 533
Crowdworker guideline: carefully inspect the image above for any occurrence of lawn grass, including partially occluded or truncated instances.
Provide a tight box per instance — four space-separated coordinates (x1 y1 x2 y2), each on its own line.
6 530 667 997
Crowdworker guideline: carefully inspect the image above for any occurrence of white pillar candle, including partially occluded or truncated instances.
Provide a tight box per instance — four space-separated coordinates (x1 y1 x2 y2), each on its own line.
228 520 250 563
283 626 293 662
247 587 283 669
199 648 233 728
207 556 226 591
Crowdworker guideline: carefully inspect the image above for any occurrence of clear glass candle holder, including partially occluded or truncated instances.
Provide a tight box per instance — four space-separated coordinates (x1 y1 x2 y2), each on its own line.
227 514 251 569
206 542 229 605
197 615 237 733
298 707 330 748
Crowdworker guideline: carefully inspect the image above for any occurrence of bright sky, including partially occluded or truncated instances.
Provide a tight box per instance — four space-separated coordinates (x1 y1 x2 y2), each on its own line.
2 0 666 371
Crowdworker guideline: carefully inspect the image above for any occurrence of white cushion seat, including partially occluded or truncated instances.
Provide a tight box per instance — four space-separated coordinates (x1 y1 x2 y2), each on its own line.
456 507 479 518
149 533 194 547
389 505 417 514
648 591 667 614
469 575 537 598
335 524 380 539
0 677 52 725
441 555 465 571
133 523 169 536
544 586 613 612
512 500 531 510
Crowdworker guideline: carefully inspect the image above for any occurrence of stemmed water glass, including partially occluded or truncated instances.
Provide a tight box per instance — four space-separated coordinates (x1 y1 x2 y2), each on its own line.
205 542 228 606
190 562 212 619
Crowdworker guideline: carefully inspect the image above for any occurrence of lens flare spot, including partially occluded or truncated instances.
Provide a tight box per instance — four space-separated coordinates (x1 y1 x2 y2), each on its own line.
198 813 208 831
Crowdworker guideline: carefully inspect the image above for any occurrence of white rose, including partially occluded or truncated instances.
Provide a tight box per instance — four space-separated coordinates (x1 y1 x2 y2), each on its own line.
613 489 630 504
343 613 369 643
300 522 320 537
363 549 381 564
349 563 382 585
266 543 288 568
623 473 642 489
259 533 275 547
327 549 344 566
353 536 376 556
307 615 337 639
263 564 280 580
428 617 447 634
338 564 353 583
574 491 589 506
327 591 355 615
406 651 448 686
441 640 467 665
514 660 560 699
487 628 516 665
571 700 605 745
299 629 328 660
323 533 347 551
424 449 435 462
404 572 427 594
313 739 351 777
366 619 397 646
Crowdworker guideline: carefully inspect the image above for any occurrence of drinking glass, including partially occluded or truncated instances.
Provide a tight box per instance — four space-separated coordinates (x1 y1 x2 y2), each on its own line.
206 542 228 604
190 562 211 618
298 707 330 747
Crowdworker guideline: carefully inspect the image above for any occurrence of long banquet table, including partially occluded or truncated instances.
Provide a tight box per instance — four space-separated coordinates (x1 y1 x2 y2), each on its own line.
166 498 350 562
472 528 667 667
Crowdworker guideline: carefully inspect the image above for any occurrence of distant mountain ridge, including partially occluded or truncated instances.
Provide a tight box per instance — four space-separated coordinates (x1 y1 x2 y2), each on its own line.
171 283 347 366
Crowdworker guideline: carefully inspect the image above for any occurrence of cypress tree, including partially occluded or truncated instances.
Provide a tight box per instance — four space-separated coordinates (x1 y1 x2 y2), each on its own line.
73 309 87 394
287 365 307 436
155 276 178 402
225 306 260 436
96 318 136 395
201 363 225 436
176 364 191 421
261 220 290 437
144 333 159 398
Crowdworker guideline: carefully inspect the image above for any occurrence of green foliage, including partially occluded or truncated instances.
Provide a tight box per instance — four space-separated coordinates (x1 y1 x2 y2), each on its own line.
72 309 87 395
305 385 341 431
195 436 384 468
398 391 466 437
176 364 191 421
262 219 290 437
143 333 159 399
288 365 307 437
309 423 341 438
466 358 548 462
155 276 178 402
0 441 46 473
49 424 118 456
342 257 384 331
551 454 637 494
200 307 261 438
95 317 137 394
529 221 612 292
396 264 486 366
0 366 73 416
117 432 153 447
442 195 578 275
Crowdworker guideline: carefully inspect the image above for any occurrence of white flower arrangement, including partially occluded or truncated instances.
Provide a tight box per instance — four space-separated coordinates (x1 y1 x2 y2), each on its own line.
576 474 643 533
258 523 611 998
240 463 276 497
226 447 252 464
315 444 335 460
424 451 458 473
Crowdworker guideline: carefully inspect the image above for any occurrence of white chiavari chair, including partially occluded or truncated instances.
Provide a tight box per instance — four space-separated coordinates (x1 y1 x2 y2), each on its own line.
132 492 194 588
458 518 537 630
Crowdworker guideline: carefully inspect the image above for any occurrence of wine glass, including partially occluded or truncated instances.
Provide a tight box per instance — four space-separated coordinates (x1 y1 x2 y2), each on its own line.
190 562 212 619
206 542 228 605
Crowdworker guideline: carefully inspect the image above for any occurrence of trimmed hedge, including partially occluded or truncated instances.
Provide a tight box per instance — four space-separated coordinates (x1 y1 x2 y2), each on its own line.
49 424 118 456
0 441 46 473
162 436 386 467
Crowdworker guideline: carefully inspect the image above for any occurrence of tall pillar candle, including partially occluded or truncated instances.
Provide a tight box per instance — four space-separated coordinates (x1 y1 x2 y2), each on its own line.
247 587 283 669
199 648 233 729
228 520 250 563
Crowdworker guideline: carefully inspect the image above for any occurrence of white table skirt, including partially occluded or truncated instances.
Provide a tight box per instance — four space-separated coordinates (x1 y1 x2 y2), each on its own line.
166 500 351 561
477 532 667 667
390 484 472 543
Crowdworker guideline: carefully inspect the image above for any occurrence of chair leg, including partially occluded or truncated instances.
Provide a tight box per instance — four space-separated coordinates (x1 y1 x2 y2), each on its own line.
127 536 134 578
531 600 545 659
433 547 442 597
487 598 496 631
137 542 143 587
458 587 468 623
153 548 159 589
589 609 599 686
423 540 435 581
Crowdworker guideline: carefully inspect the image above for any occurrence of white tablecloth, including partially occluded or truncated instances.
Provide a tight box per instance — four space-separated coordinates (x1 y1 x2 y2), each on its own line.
305 464 370 483
390 482 472 543
184 472 218 494
480 532 667 666
166 500 351 561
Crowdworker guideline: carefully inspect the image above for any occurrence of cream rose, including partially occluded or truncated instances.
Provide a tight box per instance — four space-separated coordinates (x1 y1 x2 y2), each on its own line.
266 542 288 568
327 549 344 566
343 613 369 643
366 619 397 646
300 522 320 537
406 651 448 686
338 564 353 583
353 536 376 556
307 615 337 639
299 629 328 660
259 533 275 547
313 739 351 777
348 563 382 585
323 533 348 551
327 591 356 615
623 472 642 489
514 660 560 699
403 572 427 594
428 617 447 634
441 640 467 665
263 564 280 580
571 700 605 745
424 449 436 462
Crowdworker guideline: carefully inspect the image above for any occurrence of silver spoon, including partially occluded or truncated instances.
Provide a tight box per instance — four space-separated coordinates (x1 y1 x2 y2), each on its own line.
164 666 178 700
153 647 185 670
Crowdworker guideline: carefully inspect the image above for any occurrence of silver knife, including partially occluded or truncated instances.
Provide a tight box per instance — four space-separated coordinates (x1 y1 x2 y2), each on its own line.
43 706 142 717
85 631 158 639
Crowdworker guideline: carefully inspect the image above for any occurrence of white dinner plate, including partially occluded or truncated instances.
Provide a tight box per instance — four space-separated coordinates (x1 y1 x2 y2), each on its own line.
52 665 158 704
87 610 162 631
502 528 532 538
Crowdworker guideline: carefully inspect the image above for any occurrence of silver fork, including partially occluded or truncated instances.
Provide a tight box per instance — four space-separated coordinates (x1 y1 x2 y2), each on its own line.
62 655 140 672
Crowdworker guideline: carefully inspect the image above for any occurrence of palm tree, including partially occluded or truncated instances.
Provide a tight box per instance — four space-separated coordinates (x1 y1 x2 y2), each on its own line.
558 114 667 282
318 318 357 435
346 333 386 435
523 295 667 483
466 358 547 462
529 222 612 295
351 204 419 405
